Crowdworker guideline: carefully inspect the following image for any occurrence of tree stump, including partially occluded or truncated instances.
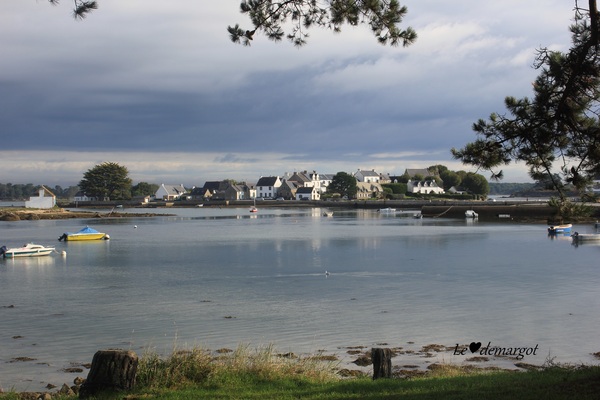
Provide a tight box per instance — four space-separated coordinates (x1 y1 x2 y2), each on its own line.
371 348 392 380
79 349 138 399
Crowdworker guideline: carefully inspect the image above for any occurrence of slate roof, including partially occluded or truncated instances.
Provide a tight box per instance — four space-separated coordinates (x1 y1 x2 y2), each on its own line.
256 176 279 186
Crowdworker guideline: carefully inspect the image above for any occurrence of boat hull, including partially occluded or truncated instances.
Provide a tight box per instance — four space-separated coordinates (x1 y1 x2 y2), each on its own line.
62 233 108 241
59 226 109 241
548 224 572 234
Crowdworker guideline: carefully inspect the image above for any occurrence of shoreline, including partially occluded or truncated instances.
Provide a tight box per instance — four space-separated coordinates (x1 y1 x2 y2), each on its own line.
0 208 166 221
4 340 599 397
1 202 599 223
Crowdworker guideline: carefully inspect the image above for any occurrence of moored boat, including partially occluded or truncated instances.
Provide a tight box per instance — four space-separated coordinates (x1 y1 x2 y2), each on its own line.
465 210 478 218
249 197 258 213
571 232 600 242
58 226 109 241
1 243 55 258
548 224 572 234
379 207 396 213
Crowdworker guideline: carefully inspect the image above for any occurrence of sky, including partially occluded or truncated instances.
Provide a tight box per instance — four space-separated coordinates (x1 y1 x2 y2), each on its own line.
0 1 577 187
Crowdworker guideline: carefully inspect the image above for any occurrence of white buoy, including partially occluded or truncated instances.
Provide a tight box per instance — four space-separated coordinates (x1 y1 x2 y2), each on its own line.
61 251 67 257
134 225 137 229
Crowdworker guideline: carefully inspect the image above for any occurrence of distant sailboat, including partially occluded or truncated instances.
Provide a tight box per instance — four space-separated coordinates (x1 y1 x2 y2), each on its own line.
250 197 258 213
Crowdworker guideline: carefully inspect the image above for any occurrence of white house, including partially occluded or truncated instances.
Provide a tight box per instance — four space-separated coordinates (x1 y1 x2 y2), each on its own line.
73 191 98 202
355 169 380 183
25 186 56 209
318 173 334 194
407 179 445 194
155 184 187 201
295 186 320 201
256 176 282 199
286 170 334 194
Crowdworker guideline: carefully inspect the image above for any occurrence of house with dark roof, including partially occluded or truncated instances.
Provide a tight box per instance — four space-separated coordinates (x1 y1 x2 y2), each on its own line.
295 186 320 201
256 176 282 199
190 187 213 200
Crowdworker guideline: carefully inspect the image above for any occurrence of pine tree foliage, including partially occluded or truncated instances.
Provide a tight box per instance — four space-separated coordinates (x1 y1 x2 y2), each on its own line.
452 1 600 202
48 0 98 19
228 0 416 47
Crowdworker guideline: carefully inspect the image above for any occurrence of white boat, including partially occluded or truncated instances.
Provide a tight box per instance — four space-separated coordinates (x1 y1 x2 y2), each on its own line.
571 232 600 242
1 243 55 258
323 211 334 217
465 210 478 218
249 197 258 213
379 207 396 213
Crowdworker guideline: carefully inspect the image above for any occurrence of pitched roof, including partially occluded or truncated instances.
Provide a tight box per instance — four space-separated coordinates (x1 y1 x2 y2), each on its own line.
161 184 186 195
405 168 433 177
356 169 380 177
256 176 280 186
203 181 224 191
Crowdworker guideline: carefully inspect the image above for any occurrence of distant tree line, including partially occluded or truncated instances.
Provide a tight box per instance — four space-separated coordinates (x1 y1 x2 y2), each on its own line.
488 182 535 195
0 183 80 200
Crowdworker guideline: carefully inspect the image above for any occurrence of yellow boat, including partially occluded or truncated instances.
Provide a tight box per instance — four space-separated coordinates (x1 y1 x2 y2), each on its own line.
58 226 109 241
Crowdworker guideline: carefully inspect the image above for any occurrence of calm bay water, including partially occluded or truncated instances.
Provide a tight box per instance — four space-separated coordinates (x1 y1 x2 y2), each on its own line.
1 206 599 391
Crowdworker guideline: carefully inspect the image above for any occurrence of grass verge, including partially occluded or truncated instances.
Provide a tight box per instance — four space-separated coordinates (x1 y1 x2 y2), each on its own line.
1 345 599 399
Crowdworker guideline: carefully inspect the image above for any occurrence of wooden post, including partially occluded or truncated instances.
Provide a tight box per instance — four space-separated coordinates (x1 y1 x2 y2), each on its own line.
371 348 392 380
79 349 138 399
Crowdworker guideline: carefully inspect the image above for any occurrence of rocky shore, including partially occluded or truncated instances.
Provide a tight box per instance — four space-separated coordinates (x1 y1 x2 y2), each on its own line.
0 208 161 221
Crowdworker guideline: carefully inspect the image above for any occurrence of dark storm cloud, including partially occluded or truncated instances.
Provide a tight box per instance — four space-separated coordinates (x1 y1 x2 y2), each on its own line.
0 1 576 184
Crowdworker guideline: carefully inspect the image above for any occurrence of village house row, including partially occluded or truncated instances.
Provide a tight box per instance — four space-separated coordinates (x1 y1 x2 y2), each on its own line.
142 168 446 203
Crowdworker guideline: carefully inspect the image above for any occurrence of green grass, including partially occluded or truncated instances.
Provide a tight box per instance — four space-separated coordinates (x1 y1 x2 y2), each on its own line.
2 345 600 399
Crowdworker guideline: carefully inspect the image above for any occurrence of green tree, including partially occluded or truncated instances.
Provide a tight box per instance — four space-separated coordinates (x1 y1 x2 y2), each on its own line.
328 172 358 199
132 182 159 197
451 4 600 203
461 173 489 196
427 164 448 176
79 162 132 200
440 170 461 191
